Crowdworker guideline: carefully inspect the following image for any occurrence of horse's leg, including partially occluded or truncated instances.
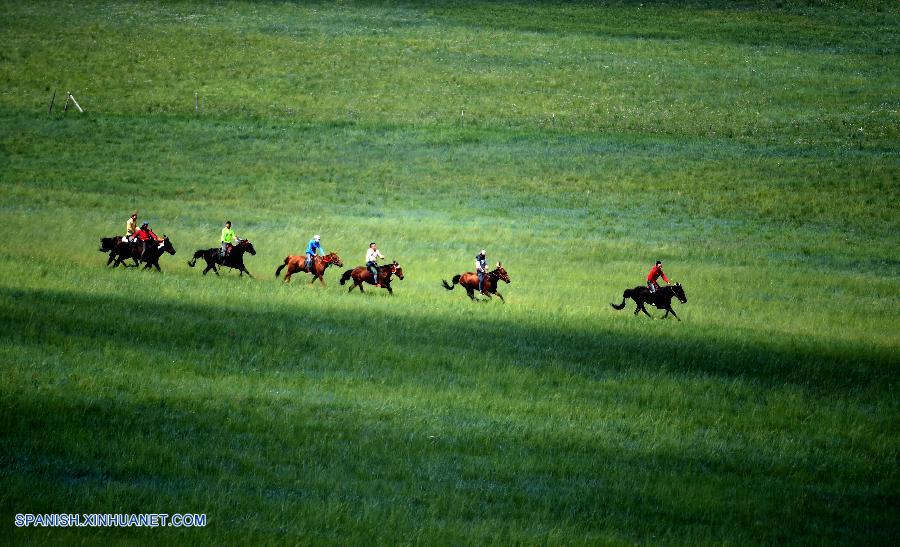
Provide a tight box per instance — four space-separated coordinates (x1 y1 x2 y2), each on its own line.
465 287 476 301
639 303 653 318
244 268 253 278
386 285 393 295
494 291 505 302
154 262 161 272
668 307 680 321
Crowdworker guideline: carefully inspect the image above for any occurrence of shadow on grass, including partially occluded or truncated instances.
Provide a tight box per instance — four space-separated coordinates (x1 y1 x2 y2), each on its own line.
2 286 897 542
2 365 897 544
320 0 896 54
0 286 896 397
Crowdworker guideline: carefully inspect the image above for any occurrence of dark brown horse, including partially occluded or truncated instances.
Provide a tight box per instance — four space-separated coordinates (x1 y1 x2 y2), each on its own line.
99 235 138 267
611 283 687 320
110 236 176 271
340 261 404 295
275 252 343 285
188 239 256 277
442 263 511 302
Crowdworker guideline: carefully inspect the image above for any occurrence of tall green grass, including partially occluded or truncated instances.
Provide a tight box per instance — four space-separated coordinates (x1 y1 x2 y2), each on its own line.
1 0 898 544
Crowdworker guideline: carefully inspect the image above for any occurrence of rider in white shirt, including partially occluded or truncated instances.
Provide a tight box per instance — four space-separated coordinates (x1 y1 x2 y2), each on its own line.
366 242 385 286
475 249 487 295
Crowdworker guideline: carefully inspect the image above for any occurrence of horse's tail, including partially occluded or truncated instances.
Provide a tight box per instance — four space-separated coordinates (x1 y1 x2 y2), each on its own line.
442 274 461 290
187 249 205 268
611 289 631 310
339 269 353 285
275 257 289 278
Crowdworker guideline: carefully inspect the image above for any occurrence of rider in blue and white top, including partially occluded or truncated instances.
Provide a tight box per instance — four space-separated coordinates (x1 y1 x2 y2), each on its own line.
475 249 487 295
305 234 324 271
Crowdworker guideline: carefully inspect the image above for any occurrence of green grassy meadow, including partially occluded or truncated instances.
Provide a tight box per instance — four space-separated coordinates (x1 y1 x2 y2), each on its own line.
2 1 899 543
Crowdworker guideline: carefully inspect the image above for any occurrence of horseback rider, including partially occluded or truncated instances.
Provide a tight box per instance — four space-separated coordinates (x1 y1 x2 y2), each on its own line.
220 221 241 257
475 249 488 295
366 242 385 287
305 234 324 271
647 260 670 293
133 221 162 259
124 212 137 243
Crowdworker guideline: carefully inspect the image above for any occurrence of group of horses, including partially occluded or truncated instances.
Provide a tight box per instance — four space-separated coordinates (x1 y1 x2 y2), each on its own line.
273 252 409 296
99 234 687 316
97 235 510 301
99 235 177 271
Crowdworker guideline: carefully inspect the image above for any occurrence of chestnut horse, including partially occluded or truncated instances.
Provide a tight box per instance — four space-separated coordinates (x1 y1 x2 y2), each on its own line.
339 261 404 295
611 283 687 320
442 263 511 302
275 252 343 285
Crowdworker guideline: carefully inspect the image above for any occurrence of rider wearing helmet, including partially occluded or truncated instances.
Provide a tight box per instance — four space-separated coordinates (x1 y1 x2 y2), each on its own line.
475 249 488 295
366 242 385 287
305 234 324 272
647 260 669 293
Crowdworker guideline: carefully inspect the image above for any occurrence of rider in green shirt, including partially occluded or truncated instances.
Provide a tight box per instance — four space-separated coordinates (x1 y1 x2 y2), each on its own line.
220 221 238 257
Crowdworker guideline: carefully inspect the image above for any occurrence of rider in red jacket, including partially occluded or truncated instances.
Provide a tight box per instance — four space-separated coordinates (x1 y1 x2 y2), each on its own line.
647 260 669 293
133 222 162 259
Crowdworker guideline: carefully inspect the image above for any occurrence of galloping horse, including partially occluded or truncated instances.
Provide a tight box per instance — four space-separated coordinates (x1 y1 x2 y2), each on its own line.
188 239 256 277
99 235 138 267
99 236 120 254
611 283 687 320
110 236 177 271
275 252 343 285
340 261 404 295
442 263 511 302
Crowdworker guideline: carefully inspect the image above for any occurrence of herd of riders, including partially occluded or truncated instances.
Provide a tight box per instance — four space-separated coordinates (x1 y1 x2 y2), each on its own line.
112 211 676 299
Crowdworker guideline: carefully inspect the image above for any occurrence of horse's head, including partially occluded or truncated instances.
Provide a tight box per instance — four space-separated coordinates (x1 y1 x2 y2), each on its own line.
671 282 686 304
241 240 256 255
99 236 118 252
390 261 404 280
161 236 176 255
494 261 511 284
323 252 343 267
